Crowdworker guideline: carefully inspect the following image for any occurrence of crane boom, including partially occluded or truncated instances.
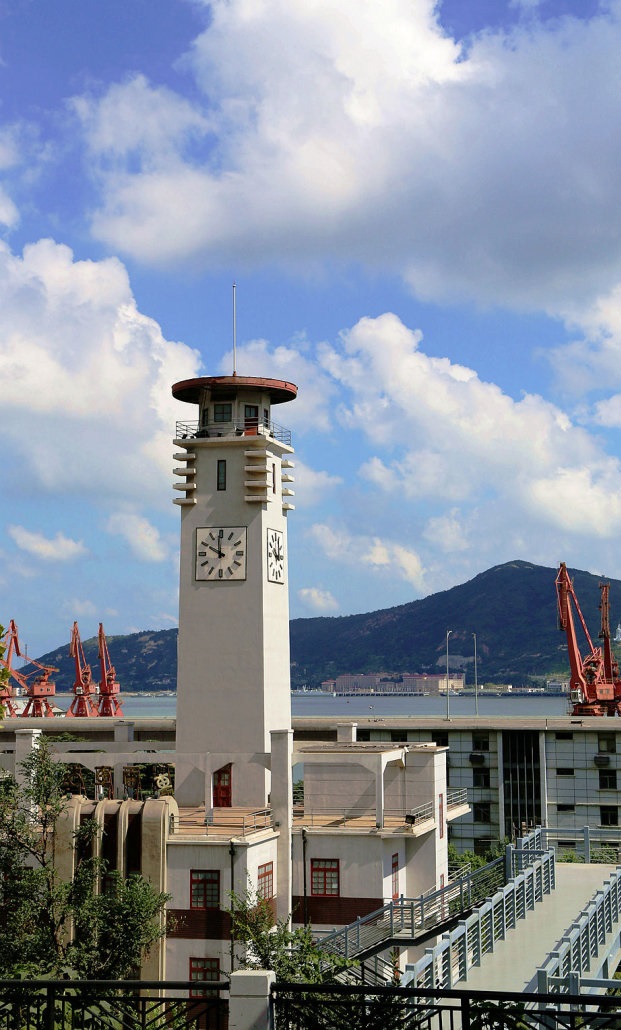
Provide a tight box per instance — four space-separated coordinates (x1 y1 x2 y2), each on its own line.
556 562 619 716
97 623 123 717
67 621 99 717
1 620 57 717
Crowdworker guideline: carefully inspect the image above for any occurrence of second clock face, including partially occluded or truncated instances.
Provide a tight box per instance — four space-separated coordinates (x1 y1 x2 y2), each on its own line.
267 528 285 583
196 527 247 581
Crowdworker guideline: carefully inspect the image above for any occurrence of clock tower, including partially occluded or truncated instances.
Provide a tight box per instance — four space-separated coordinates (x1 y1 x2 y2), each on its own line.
172 375 297 808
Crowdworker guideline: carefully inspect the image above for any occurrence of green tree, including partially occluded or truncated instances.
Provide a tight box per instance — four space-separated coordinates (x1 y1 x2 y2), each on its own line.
0 737 169 978
229 888 351 983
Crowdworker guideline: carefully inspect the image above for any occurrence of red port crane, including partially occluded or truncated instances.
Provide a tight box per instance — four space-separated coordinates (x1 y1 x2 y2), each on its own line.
97 623 123 717
0 623 19 716
67 621 99 717
0 620 57 717
556 562 621 716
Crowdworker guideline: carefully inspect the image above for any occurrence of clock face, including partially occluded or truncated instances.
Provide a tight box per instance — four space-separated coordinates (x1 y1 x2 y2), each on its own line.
267 528 285 583
196 527 247 581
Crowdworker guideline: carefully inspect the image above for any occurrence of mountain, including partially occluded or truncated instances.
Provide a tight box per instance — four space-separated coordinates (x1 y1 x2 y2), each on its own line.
289 559 619 688
26 560 621 691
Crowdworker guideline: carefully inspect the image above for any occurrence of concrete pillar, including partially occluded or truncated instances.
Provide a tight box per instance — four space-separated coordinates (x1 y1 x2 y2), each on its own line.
114 721 135 742
375 754 385 828
14 728 42 793
539 730 548 827
337 722 357 742
229 969 274 1030
270 729 293 923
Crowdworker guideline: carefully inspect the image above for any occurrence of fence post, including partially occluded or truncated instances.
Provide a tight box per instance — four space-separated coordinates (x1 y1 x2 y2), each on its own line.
229 969 273 1030
584 826 591 864
505 843 513 882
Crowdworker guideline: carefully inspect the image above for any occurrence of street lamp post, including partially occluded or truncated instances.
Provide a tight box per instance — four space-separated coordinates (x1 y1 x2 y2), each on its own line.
446 629 452 720
473 632 479 716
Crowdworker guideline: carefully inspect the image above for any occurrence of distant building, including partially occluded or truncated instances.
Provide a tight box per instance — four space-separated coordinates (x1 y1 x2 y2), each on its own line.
326 672 465 694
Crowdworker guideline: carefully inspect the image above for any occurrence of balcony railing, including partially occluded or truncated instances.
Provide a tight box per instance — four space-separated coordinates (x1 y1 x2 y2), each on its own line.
175 418 292 446
272 982 621 1029
0 979 229 1030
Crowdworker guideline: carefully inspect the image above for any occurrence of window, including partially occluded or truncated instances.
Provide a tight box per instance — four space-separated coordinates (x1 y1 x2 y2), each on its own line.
431 732 448 748
555 732 573 741
600 769 617 790
473 838 491 857
556 768 574 776
311 859 340 896
473 768 490 789
472 732 489 752
439 793 444 839
473 802 491 823
600 806 619 827
189 957 219 997
190 870 220 909
557 804 575 812
217 459 226 491
258 862 274 900
391 854 399 901
263 408 269 428
213 403 232 423
272 462 276 494
599 733 616 754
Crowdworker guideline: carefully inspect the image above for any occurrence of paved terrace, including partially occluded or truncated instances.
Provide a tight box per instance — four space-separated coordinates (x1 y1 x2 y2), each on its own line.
174 790 469 839
463 863 620 993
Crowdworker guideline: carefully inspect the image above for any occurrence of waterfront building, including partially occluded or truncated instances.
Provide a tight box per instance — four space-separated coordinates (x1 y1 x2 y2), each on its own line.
0 368 459 985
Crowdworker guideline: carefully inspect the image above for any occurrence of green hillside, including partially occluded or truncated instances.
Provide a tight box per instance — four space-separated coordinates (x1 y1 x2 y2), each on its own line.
25 560 621 691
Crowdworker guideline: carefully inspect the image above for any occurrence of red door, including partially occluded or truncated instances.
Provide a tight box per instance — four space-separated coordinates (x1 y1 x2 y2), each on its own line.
244 405 259 434
213 764 232 807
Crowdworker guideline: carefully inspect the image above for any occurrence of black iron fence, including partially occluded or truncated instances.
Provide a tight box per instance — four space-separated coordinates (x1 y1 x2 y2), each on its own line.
271 982 621 1030
0 979 229 1030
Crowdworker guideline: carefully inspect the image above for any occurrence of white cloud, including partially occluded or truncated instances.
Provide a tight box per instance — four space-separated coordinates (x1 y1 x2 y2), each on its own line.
8 526 87 562
298 587 339 613
423 510 469 553
70 1 621 328
220 337 338 435
308 522 426 590
106 512 169 562
61 598 97 618
290 460 342 508
0 238 201 504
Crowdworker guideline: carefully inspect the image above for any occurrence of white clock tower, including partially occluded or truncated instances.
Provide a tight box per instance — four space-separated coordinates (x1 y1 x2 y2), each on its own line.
172 374 297 809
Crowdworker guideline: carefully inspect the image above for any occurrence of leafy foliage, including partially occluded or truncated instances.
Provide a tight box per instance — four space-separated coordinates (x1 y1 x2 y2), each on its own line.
0 737 169 978
229 888 352 983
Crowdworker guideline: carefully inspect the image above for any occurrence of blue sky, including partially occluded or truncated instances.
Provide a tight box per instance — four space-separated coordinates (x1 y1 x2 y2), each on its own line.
2 0 621 656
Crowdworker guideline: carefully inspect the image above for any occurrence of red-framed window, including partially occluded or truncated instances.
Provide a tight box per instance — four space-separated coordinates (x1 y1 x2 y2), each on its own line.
257 861 274 900
189 957 220 997
391 854 399 901
190 869 220 909
439 792 445 839
311 859 340 896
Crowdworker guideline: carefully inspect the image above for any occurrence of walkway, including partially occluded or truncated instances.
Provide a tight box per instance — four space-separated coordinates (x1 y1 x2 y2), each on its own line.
463 863 619 993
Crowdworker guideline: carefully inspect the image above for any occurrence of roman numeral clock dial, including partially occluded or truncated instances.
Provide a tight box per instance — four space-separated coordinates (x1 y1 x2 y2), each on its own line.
195 527 247 581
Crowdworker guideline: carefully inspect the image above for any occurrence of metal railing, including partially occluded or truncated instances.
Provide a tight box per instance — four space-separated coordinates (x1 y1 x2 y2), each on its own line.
537 867 621 991
447 787 468 809
175 418 292 446
405 845 556 989
242 808 273 833
0 979 229 1030
317 857 506 963
543 825 621 863
271 982 621 1029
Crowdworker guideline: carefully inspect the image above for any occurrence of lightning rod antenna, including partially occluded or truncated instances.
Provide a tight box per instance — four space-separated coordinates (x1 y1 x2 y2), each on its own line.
232 281 237 375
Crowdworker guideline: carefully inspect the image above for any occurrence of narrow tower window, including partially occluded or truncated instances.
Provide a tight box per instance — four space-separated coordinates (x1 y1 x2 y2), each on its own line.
217 460 226 491
272 462 276 494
